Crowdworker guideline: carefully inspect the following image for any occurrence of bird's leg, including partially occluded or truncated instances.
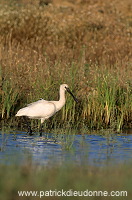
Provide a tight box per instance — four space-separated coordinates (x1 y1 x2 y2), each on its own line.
39 119 45 136
39 123 43 137
23 116 33 136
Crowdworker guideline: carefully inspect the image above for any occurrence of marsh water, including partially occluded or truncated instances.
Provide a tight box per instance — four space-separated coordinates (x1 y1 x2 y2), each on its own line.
0 129 132 167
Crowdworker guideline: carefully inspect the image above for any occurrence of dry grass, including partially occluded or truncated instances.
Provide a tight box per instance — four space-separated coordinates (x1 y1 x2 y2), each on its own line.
0 0 131 130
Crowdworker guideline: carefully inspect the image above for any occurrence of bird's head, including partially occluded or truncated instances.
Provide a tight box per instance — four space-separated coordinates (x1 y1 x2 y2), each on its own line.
60 84 78 103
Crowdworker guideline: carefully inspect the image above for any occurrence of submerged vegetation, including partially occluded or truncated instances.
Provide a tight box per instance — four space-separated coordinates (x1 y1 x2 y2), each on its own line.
0 0 131 131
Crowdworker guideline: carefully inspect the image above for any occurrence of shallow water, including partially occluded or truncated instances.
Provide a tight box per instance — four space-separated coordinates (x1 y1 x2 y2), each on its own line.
0 130 132 167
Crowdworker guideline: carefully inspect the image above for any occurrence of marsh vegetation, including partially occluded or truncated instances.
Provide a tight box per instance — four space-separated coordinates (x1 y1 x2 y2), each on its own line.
0 2 132 200
0 0 131 131
0 163 132 200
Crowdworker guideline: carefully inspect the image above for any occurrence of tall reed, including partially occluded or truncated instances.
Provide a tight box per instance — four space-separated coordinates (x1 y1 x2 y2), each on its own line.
1 79 20 119
0 0 131 131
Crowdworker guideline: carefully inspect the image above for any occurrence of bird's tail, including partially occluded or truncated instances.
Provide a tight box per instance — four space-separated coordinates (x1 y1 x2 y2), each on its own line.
15 107 29 116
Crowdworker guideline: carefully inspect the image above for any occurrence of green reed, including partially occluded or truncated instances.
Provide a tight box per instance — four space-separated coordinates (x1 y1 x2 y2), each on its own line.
1 78 20 119
80 70 131 131
0 62 131 131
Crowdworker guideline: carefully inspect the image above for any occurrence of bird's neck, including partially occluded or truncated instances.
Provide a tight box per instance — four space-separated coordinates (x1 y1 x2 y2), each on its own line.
52 89 66 112
56 89 66 111
59 88 66 104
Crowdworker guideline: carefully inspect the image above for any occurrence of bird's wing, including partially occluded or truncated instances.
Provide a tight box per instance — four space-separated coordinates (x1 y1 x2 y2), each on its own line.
16 100 56 119
27 99 47 106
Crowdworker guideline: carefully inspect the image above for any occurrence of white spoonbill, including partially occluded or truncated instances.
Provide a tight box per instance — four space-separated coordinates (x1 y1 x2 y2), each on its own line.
15 84 78 135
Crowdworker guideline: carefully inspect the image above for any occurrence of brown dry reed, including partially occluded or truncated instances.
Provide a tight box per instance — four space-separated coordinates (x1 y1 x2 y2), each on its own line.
0 0 131 131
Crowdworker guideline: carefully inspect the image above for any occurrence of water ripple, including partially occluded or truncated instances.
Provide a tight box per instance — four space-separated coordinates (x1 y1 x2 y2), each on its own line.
0 130 132 167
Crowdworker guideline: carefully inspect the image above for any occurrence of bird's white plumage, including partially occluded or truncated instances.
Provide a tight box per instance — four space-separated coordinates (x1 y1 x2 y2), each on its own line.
16 99 56 121
16 84 73 124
